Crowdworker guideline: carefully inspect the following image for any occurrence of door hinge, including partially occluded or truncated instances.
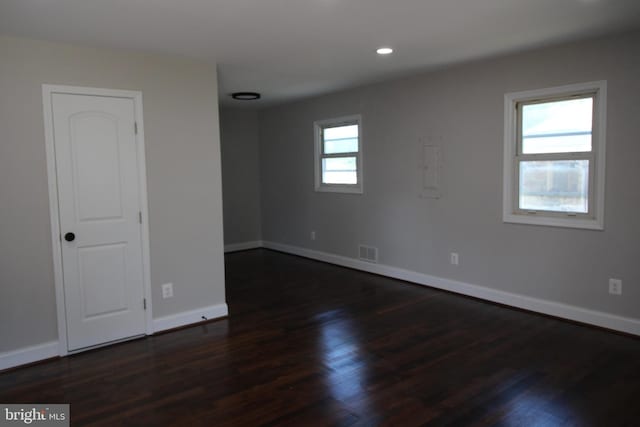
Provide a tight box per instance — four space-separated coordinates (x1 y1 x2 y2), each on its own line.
143 298 147 310
139 211 142 224
134 122 138 135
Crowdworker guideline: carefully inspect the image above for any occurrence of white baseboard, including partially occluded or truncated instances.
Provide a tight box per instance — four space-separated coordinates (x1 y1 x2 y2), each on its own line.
262 240 640 336
0 341 59 372
224 240 264 253
152 303 229 333
2 242 635 372
0 304 229 371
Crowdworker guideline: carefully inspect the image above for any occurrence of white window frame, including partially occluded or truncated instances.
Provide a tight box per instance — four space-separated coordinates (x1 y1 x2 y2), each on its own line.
503 81 607 230
314 114 363 194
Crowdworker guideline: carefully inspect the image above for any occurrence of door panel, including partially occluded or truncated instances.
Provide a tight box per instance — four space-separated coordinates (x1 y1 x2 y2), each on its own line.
51 93 146 351
78 243 128 319
71 112 124 221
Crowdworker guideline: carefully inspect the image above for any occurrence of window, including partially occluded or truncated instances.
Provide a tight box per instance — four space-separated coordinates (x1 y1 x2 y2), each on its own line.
503 81 606 230
314 115 363 193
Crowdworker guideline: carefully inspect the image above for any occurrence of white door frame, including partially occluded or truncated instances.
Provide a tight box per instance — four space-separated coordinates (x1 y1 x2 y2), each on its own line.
42 84 154 356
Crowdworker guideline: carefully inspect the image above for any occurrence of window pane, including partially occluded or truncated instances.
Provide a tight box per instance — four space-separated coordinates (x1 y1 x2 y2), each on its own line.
522 134 591 154
519 160 589 213
521 97 593 154
324 124 358 140
323 124 358 154
322 157 357 184
324 138 358 154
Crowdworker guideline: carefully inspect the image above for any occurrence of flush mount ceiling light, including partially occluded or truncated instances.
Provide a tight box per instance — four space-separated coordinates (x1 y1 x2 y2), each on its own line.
376 47 393 55
231 92 261 100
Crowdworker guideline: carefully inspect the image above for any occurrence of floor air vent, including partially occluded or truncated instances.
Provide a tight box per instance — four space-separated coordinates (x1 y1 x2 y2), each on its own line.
358 245 378 263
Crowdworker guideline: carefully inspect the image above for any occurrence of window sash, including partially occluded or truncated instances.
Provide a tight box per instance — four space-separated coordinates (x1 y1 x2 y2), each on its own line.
321 155 359 185
516 93 596 157
320 153 359 183
321 123 359 156
513 154 595 218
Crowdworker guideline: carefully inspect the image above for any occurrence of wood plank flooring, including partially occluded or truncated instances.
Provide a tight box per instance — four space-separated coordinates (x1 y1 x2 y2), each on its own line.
1 249 639 426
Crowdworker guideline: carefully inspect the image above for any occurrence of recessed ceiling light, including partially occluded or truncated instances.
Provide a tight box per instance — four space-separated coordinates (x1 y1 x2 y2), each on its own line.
231 92 261 100
376 47 393 55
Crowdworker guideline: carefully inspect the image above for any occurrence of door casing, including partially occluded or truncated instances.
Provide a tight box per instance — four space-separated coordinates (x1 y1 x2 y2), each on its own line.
42 84 154 356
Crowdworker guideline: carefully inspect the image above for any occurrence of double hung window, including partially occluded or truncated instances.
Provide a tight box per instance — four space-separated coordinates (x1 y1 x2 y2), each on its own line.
503 81 606 229
314 115 363 194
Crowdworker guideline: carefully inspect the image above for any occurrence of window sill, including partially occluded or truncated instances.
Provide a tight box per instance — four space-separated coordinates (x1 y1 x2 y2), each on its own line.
503 212 603 230
315 185 363 194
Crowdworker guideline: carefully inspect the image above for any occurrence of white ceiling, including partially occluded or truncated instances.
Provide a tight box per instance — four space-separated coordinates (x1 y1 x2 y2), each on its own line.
1 0 639 106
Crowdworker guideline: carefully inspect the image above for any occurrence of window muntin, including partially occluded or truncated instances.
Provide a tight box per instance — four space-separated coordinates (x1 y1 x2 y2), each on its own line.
503 81 606 230
314 116 363 193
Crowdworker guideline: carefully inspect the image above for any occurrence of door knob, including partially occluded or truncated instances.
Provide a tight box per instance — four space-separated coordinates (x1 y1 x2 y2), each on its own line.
64 232 75 242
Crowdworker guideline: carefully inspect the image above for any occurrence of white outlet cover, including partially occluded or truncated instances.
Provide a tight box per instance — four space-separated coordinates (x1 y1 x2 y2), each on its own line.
608 278 622 295
450 252 459 265
162 283 174 298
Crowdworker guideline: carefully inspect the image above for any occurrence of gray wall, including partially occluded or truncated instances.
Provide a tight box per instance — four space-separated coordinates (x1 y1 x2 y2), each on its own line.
0 36 226 352
220 108 262 245
259 31 640 320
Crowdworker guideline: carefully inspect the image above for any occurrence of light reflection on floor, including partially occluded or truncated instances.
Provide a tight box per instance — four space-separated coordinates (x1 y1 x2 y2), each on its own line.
501 388 579 426
316 309 378 417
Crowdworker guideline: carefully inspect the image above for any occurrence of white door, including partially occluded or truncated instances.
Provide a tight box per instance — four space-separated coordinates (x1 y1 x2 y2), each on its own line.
51 93 146 351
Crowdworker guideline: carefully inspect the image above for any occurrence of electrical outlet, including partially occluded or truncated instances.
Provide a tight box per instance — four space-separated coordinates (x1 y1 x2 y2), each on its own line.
450 252 459 265
310 231 316 241
609 278 622 296
161 283 174 299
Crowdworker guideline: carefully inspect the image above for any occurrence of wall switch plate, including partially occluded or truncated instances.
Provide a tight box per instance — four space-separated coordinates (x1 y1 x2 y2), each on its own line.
310 231 316 240
162 283 174 299
609 278 622 295
450 252 459 265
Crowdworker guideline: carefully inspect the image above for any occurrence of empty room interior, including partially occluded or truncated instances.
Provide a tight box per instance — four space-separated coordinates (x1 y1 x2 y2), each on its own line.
1 1 640 425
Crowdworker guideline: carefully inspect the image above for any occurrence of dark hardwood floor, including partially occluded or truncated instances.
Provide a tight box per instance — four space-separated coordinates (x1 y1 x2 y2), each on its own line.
1 249 639 426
